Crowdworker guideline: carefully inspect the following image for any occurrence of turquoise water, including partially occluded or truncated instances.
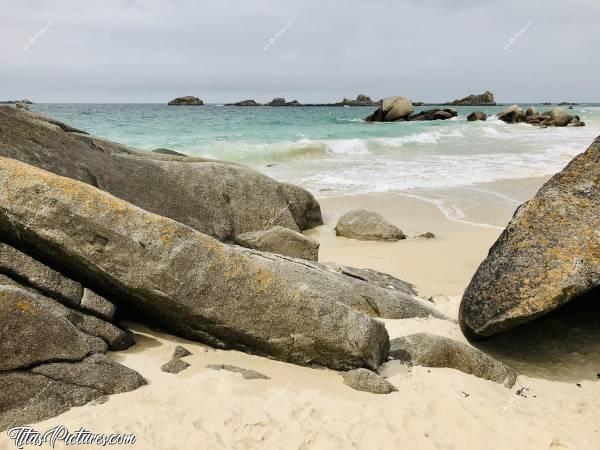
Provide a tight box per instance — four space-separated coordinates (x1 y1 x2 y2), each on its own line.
31 103 600 226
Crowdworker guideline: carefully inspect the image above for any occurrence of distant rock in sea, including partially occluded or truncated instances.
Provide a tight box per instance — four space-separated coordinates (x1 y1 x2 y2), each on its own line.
226 99 262 106
446 91 496 106
168 96 203 105
265 98 302 106
460 136 600 339
341 95 379 106
0 99 33 104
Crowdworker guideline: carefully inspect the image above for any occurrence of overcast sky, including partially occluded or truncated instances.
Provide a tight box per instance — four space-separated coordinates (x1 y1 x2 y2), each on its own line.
1 0 598 103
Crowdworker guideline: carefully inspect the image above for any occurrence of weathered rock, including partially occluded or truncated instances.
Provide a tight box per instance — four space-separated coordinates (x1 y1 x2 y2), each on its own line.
0 242 83 308
151 148 188 157
0 158 395 370
0 106 322 241
161 358 190 374
341 368 397 394
0 287 107 371
383 96 414 121
335 209 406 242
447 91 495 106
0 286 144 431
525 106 539 117
207 364 270 380
342 95 379 106
549 107 571 126
227 99 261 106
460 137 600 339
1 355 144 431
418 232 436 239
235 226 319 261
497 105 526 123
173 345 193 359
32 354 145 394
467 111 487 121
365 96 414 122
168 96 203 105
389 333 518 387
266 98 287 106
322 265 417 297
15 102 29 110
80 288 116 321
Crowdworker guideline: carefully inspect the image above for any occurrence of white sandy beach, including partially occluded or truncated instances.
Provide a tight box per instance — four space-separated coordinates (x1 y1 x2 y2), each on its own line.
2 188 599 450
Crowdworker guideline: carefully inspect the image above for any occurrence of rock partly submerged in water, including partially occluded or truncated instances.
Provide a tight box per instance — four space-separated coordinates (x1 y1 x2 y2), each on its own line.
467 111 488 121
0 157 450 370
0 106 322 241
389 333 518 387
497 104 584 127
365 96 414 122
167 96 203 105
226 99 262 106
235 225 320 261
335 209 406 242
341 368 397 394
460 136 600 339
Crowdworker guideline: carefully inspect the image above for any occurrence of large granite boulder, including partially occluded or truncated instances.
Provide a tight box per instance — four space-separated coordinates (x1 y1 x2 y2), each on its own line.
168 96 203 105
365 96 414 122
0 106 322 241
0 157 441 370
335 210 406 242
447 91 495 106
389 333 517 387
460 136 600 339
497 105 526 123
0 287 144 431
235 226 320 261
467 111 487 121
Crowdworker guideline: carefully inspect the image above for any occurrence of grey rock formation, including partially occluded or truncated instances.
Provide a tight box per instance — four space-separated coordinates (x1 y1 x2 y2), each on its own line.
335 209 406 242
0 157 394 370
342 95 379 106
0 242 83 308
525 106 539 117
460 136 600 339
389 333 518 387
0 106 322 241
467 111 487 121
341 368 397 394
207 364 270 380
235 226 319 261
167 96 203 105
161 358 190 374
408 108 457 121
266 98 287 106
227 100 261 106
173 345 193 359
446 91 495 106
0 287 107 371
80 289 116 321
365 96 414 122
497 105 526 123
0 287 144 431
418 232 436 239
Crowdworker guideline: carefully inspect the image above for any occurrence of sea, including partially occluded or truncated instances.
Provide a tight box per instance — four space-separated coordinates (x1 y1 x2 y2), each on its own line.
30 103 600 228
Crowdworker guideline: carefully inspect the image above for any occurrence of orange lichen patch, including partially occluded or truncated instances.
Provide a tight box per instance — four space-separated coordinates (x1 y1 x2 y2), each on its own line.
16 300 37 315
